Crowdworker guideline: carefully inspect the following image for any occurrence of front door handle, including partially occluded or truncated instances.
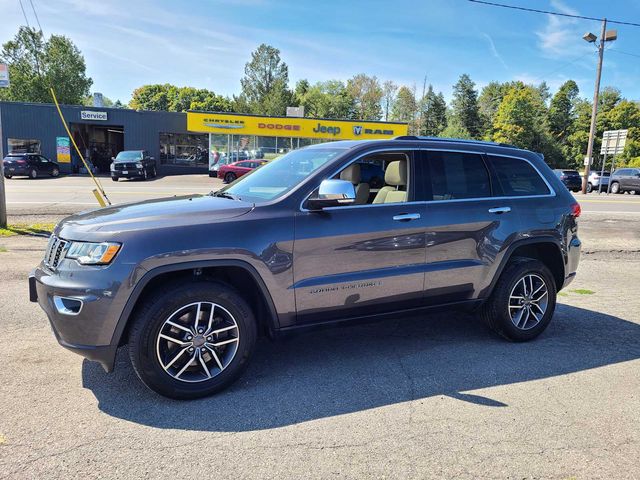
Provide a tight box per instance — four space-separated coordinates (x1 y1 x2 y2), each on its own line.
488 207 511 214
393 213 421 221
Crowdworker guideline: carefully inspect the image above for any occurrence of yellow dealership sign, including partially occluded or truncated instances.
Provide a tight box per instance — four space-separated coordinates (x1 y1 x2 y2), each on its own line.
187 112 408 140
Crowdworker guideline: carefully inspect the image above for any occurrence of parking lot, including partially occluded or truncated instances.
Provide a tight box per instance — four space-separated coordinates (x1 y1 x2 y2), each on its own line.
1 175 639 479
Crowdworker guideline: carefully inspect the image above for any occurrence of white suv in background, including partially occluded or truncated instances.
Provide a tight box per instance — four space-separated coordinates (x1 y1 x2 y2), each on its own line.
587 170 610 193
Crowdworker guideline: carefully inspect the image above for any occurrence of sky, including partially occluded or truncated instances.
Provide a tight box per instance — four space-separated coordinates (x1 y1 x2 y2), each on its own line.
1 0 640 105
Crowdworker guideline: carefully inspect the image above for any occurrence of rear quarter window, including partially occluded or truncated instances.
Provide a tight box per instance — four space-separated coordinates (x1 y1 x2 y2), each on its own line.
487 155 551 196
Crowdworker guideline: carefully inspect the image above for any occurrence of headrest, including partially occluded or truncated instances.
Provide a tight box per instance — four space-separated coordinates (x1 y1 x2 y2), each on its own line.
340 163 361 184
385 161 407 186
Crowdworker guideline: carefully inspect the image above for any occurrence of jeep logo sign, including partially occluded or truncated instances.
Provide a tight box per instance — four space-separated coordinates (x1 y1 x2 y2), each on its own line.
80 110 108 121
313 122 341 136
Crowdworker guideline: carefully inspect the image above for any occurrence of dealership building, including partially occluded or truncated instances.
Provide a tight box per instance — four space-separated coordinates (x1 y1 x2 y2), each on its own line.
0 101 408 175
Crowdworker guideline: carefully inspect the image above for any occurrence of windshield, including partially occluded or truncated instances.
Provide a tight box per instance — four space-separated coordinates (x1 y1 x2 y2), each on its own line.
116 151 143 160
220 147 344 202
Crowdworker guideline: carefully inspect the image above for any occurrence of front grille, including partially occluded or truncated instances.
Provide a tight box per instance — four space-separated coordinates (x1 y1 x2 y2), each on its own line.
113 163 137 170
44 235 69 270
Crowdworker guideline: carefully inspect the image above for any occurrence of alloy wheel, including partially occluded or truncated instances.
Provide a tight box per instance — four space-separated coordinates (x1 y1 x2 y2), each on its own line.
156 301 240 383
508 274 548 330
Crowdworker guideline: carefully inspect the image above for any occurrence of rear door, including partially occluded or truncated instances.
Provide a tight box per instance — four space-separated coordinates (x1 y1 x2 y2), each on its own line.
632 169 640 190
419 149 520 304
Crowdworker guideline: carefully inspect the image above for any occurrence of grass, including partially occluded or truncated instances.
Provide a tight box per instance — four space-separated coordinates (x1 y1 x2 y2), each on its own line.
570 289 595 295
0 223 55 237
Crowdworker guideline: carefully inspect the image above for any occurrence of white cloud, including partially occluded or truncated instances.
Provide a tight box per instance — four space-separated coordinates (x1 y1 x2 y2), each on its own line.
535 0 589 58
481 33 509 70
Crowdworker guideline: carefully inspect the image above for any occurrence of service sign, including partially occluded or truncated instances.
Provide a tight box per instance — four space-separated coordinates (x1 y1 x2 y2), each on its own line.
187 112 408 140
80 110 108 121
0 63 9 88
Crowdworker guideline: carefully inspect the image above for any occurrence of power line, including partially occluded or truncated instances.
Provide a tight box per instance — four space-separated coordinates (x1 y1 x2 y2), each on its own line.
28 0 44 34
17 0 31 28
468 0 640 28
608 48 640 60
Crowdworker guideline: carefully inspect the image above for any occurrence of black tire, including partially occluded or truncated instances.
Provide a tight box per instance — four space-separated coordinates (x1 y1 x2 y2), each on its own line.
128 281 257 399
610 182 620 194
586 183 593 193
51 168 59 177
143 168 148 181
4 174 11 179
152 166 157 178
481 257 557 342
30 169 37 179
111 176 119 182
224 172 236 183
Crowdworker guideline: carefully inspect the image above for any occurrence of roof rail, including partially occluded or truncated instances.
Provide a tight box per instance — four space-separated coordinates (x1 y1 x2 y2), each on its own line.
393 135 517 149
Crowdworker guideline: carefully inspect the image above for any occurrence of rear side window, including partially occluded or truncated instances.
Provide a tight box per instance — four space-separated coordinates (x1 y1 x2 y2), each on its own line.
487 155 550 196
426 151 491 200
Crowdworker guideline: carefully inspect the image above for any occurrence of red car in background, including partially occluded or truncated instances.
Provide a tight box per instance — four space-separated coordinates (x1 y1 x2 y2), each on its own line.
218 160 266 183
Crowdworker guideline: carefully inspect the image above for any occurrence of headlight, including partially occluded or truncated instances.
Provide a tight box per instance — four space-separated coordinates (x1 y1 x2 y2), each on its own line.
136 162 143 169
110 164 115 171
66 241 121 265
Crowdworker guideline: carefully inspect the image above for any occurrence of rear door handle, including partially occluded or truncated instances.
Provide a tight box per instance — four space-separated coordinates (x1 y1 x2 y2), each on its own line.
393 213 421 221
488 207 511 214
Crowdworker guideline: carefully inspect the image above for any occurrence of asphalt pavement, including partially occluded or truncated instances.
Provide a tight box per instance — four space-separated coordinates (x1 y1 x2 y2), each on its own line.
0 174 639 479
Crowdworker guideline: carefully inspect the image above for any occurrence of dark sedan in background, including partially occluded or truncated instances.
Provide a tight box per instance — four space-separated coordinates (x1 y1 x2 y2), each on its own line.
110 150 157 181
3 153 60 179
553 169 582 192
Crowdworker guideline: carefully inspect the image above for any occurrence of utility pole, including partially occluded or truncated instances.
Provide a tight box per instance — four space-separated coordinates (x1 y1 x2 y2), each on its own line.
582 18 607 194
0 103 6 228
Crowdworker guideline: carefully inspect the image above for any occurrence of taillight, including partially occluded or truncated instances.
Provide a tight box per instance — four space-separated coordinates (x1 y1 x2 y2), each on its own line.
16 160 27 165
560 175 567 179
571 202 581 217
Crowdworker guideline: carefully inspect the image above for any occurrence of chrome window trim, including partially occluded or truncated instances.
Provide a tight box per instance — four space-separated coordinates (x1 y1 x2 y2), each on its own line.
298 146 556 213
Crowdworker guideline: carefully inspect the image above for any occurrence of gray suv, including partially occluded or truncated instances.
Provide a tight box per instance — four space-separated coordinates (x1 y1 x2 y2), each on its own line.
29 137 581 399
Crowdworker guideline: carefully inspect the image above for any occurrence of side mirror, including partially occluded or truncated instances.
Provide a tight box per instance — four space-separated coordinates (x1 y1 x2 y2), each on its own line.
111 157 115 161
306 179 356 210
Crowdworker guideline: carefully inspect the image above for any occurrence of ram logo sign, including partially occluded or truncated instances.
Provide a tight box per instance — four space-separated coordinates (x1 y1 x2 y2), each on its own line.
353 125 363 136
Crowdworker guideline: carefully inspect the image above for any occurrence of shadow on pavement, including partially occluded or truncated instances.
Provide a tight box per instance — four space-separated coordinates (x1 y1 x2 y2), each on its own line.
83 304 640 432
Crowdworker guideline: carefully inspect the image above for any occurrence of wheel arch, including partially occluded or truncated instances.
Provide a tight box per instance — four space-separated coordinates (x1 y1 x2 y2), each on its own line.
111 260 280 350
483 237 565 299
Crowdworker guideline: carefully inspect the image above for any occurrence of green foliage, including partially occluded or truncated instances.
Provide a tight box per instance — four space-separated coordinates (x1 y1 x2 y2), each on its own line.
419 85 447 136
390 86 417 125
129 84 231 112
451 74 482 138
296 80 355 119
381 80 398 121
346 74 383 121
239 44 293 116
0 26 92 104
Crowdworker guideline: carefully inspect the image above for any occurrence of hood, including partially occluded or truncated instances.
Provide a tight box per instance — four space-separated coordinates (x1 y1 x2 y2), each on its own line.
57 194 254 237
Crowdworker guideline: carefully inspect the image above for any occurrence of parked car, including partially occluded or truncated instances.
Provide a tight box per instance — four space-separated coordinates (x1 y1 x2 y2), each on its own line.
553 169 582 192
3 153 60 179
30 137 580 399
218 160 266 183
110 150 157 181
227 150 249 162
586 170 610 193
609 167 640 194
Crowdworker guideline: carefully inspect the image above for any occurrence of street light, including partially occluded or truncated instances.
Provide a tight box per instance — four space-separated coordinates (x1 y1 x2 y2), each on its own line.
581 20 618 195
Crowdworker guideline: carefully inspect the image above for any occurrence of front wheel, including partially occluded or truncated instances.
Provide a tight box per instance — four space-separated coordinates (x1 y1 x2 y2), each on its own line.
30 169 37 179
481 258 557 342
111 176 119 182
610 182 620 194
586 183 593 193
51 168 59 177
128 281 257 399
4 174 11 179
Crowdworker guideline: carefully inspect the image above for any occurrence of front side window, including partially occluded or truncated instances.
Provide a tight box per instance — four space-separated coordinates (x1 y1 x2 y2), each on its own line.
426 151 491 201
487 155 550 196
221 147 345 202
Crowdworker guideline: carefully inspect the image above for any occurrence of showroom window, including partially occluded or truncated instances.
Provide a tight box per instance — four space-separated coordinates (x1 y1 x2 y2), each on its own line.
159 133 209 167
8 138 41 154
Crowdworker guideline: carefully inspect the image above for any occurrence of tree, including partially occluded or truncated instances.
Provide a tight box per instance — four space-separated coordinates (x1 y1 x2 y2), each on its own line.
390 86 417 127
0 26 92 104
297 80 354 119
382 80 398 121
478 81 524 137
239 44 292 116
492 84 554 155
129 84 231 112
450 74 482 138
548 80 579 142
346 74 383 120
419 85 447 136
82 94 125 108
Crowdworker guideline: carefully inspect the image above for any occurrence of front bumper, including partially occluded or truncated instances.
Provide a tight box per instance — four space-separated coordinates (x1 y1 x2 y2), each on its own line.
4 166 29 176
29 261 131 372
112 169 145 178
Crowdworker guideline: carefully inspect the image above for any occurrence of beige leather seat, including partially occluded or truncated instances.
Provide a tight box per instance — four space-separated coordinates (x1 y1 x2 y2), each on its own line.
340 164 370 205
373 161 407 204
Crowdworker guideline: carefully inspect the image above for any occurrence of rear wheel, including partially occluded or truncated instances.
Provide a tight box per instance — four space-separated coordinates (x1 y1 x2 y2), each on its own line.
30 169 37 179
51 167 59 177
128 281 257 399
224 172 236 183
481 258 557 342
610 182 620 194
586 183 593 193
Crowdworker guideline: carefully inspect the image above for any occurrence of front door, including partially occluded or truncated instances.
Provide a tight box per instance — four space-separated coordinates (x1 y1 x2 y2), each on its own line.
293 150 427 324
